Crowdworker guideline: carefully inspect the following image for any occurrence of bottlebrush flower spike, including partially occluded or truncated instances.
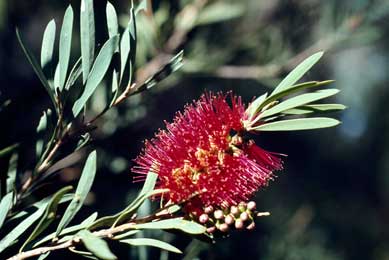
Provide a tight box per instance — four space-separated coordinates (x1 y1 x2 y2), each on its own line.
133 92 283 215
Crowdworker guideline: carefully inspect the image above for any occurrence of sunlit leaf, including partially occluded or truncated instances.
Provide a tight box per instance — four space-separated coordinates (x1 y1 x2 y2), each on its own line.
260 80 334 110
271 52 324 96
259 89 339 119
120 238 182 254
59 5 74 91
81 0 95 84
72 36 119 117
16 29 56 110
56 151 97 235
132 51 183 95
20 186 73 251
34 212 98 247
7 153 18 194
0 192 13 229
134 218 206 234
78 230 117 260
41 19 56 84
0 202 47 253
106 2 118 39
252 117 340 131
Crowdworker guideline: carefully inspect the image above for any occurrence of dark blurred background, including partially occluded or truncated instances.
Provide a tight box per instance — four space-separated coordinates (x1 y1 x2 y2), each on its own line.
1 0 389 259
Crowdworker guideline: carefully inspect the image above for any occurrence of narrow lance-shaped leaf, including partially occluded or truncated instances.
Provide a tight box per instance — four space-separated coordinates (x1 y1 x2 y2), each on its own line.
0 192 13 229
245 92 267 120
16 29 56 110
59 5 74 91
271 52 324 96
78 230 117 260
0 202 47 253
33 212 98 247
282 103 346 115
134 218 206 234
56 151 97 235
81 0 95 84
40 19 56 85
135 0 148 15
133 51 184 95
260 80 334 111
112 171 158 226
65 57 82 90
6 153 18 194
259 89 340 119
119 26 130 84
128 6 137 84
72 36 119 117
35 109 53 158
120 238 182 254
252 117 340 131
20 186 73 252
106 2 118 39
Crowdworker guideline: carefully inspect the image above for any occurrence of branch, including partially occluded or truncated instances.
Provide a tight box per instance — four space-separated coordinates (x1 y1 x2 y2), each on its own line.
7 211 174 260
213 14 363 80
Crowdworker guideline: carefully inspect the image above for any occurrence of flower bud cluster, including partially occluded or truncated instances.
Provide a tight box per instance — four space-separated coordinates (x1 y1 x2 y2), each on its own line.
191 201 268 235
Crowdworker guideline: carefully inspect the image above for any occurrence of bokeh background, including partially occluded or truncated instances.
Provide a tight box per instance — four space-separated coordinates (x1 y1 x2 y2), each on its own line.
1 0 389 259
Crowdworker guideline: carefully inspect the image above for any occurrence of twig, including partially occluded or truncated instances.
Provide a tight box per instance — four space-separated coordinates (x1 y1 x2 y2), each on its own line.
7 211 175 260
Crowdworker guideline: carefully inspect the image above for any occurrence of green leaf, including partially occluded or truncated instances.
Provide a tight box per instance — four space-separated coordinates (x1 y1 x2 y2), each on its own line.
0 202 47 253
90 189 167 229
260 80 334 111
271 52 324 96
78 230 117 260
113 230 139 240
35 109 53 158
81 0 95 84
20 186 73 251
106 2 118 39
252 117 340 131
112 171 158 227
56 151 97 235
16 29 56 110
38 252 50 260
196 3 244 26
72 36 119 117
119 26 131 84
245 93 268 120
128 6 136 83
259 89 340 119
41 19 56 83
59 5 74 91
132 51 183 95
65 57 82 90
134 218 206 234
0 192 13 229
34 212 98 247
139 171 158 196
282 103 346 115
7 153 18 193
135 0 148 15
120 238 182 254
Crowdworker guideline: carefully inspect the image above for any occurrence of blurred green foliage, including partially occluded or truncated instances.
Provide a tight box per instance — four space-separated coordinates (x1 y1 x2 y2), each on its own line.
1 0 389 259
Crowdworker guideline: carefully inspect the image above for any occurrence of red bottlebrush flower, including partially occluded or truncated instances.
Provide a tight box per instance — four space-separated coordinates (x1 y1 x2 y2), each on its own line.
132 92 283 214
